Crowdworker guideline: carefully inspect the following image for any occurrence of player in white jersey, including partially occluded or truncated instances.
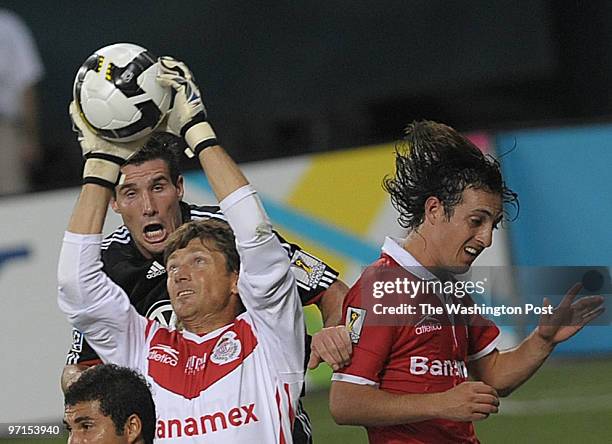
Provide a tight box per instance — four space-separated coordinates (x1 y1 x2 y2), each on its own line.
58 56 306 442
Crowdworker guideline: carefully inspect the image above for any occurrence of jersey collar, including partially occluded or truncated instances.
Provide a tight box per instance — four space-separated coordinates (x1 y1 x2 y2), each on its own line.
381 237 437 281
182 319 236 343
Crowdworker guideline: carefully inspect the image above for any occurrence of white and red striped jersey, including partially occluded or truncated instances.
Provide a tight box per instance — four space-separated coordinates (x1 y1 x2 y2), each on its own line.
58 185 305 443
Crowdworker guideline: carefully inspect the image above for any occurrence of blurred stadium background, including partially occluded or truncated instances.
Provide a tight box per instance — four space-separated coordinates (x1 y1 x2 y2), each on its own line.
1 1 611 442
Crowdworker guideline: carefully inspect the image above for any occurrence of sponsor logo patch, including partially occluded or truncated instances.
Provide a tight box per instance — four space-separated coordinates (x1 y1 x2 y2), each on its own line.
146 261 166 279
414 314 443 336
210 331 242 365
290 250 326 289
156 403 259 439
346 306 366 343
148 344 179 367
70 329 84 353
185 353 208 375
409 356 468 378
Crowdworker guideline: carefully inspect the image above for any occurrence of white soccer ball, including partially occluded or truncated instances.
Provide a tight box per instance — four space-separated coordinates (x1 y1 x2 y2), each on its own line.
73 43 171 142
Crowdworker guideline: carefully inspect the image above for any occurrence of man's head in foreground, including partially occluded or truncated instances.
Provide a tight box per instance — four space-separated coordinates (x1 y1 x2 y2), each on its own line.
384 120 518 274
164 219 242 332
111 133 185 259
63 364 156 444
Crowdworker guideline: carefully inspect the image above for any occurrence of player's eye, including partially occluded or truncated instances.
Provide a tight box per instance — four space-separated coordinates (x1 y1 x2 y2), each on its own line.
152 184 164 192
469 217 482 227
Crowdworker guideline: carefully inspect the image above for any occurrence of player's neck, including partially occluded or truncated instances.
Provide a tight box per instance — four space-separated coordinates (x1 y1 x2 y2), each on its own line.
403 231 449 280
181 312 236 336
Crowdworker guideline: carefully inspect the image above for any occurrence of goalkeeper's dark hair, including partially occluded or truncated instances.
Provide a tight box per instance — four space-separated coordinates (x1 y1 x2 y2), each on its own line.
64 364 156 444
123 132 183 185
383 120 518 231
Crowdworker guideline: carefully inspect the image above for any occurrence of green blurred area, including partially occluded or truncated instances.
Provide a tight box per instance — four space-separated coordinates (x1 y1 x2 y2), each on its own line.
304 358 612 443
2 359 611 443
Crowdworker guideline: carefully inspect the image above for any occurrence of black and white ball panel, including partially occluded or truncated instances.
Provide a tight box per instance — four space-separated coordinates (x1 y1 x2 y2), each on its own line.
73 43 171 142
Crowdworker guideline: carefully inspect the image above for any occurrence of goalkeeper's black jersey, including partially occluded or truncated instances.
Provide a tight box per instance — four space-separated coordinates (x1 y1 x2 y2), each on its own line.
66 201 339 365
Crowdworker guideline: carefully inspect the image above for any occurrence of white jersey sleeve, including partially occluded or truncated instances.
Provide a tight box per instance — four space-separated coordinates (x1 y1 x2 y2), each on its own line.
57 232 148 368
219 185 305 382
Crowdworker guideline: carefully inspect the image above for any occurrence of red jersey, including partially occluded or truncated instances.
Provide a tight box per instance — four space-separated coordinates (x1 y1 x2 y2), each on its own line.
332 237 500 444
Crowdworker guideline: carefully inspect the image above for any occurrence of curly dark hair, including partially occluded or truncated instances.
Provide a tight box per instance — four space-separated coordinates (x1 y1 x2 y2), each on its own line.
163 218 240 273
383 120 518 231
64 364 156 444
122 132 184 185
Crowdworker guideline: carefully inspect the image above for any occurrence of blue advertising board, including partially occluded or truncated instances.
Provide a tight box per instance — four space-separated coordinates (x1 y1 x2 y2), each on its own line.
497 125 612 354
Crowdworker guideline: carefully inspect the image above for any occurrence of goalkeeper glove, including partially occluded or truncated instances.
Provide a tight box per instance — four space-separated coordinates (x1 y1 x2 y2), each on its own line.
69 101 146 189
156 56 217 158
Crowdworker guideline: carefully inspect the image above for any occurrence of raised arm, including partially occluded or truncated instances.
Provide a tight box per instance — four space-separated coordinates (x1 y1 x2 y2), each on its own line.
57 106 147 373
155 56 248 200
156 57 304 378
155 57 282 274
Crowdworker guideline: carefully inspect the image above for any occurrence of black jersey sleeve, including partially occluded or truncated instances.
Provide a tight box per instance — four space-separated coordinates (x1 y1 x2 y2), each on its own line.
273 230 339 305
65 328 102 365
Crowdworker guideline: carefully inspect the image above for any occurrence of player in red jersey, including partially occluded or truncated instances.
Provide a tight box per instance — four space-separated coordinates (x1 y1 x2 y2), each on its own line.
330 121 605 443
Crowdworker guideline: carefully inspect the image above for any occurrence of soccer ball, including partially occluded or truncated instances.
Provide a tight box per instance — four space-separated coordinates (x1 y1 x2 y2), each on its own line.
73 43 172 142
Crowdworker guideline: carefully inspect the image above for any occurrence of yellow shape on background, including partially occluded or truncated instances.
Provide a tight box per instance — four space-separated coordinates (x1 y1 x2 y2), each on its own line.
287 143 395 235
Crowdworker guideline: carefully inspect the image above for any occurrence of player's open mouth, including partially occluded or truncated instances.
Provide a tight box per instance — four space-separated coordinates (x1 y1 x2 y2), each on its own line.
176 289 195 299
143 223 167 243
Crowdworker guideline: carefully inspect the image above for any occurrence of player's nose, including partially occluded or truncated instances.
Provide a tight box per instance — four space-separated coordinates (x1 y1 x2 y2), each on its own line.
141 191 157 216
172 265 191 283
475 226 493 248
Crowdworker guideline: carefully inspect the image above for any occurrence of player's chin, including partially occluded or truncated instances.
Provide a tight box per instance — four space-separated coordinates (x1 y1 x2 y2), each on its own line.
171 303 189 320
142 239 167 256
449 262 472 275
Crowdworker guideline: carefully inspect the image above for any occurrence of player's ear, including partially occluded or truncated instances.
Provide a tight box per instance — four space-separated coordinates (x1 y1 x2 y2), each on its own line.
230 271 239 296
123 413 142 443
176 175 184 200
110 195 120 213
424 196 444 225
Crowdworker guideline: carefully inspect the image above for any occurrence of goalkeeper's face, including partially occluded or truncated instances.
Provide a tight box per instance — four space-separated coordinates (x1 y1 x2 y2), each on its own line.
112 159 184 259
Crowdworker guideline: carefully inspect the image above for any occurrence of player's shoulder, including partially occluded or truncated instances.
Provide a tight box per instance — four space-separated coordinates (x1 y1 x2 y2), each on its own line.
101 225 133 252
376 253 404 269
348 254 401 289
184 201 227 222
370 253 426 283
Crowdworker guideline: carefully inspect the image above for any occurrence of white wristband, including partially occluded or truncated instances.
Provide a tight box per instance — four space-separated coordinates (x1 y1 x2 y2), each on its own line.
184 122 217 157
